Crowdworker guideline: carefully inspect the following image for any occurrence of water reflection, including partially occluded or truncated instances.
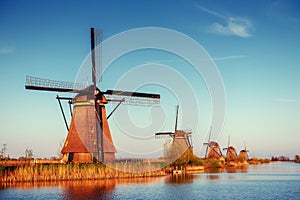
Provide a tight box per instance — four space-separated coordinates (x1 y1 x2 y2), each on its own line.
1 164 299 199
226 166 248 173
165 174 195 184
61 180 116 199
205 168 224 174
164 166 250 182
1 177 161 199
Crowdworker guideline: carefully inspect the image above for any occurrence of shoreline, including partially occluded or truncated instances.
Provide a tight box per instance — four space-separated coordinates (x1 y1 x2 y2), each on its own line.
0 158 281 183
0 163 166 183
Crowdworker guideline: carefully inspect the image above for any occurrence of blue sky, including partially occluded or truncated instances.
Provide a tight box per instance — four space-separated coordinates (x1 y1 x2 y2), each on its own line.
0 0 299 159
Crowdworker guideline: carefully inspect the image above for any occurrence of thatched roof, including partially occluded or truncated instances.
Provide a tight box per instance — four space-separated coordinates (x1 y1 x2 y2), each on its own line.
173 130 192 150
208 141 219 147
207 141 222 159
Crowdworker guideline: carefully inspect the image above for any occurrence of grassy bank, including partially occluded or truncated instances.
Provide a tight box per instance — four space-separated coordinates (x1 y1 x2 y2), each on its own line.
0 163 165 183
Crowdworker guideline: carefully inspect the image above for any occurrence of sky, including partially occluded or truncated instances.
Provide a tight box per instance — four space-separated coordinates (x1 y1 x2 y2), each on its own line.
0 0 299 159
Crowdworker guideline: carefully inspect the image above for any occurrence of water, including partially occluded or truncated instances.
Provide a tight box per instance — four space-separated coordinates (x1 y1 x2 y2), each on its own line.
1 162 300 200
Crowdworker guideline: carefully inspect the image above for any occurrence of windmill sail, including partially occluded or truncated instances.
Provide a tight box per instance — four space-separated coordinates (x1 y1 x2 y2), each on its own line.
25 76 84 92
25 27 161 163
91 28 103 85
105 90 160 107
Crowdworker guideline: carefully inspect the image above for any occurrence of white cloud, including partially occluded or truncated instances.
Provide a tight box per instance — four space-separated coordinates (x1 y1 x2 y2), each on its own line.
0 48 14 54
144 55 247 64
213 55 248 61
197 5 226 19
144 58 184 64
197 5 253 38
272 98 297 103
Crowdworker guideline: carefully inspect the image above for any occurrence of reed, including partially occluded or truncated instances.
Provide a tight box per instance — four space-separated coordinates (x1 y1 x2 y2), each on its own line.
0 162 165 183
206 158 223 168
249 157 271 164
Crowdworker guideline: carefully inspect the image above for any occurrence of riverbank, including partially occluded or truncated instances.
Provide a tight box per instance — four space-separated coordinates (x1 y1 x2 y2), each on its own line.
1 162 299 199
0 162 165 183
0 157 274 182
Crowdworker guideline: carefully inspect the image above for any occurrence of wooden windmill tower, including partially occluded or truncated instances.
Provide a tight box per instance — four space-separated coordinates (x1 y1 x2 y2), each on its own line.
203 128 222 159
155 105 193 152
25 28 160 163
223 136 238 161
239 141 249 161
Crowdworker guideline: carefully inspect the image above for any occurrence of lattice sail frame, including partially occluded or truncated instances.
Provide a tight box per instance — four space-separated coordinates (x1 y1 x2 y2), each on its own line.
93 28 103 83
106 94 160 107
25 76 84 92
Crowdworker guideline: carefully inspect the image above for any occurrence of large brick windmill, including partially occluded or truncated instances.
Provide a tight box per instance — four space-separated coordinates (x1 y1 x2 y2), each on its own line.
25 28 160 163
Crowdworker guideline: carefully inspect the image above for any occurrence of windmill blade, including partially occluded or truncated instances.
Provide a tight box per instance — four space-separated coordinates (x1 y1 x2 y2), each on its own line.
218 146 223 157
226 136 230 156
203 142 209 158
228 136 230 148
104 90 160 107
91 27 96 86
204 146 208 158
244 141 249 151
204 128 212 158
155 132 174 139
208 127 212 142
25 76 84 93
174 105 179 132
188 134 193 148
90 28 104 162
90 28 103 86
155 132 174 136
104 90 160 98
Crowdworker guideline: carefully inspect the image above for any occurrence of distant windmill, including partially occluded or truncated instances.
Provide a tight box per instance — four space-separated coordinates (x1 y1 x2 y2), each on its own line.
1 144 7 159
155 105 193 151
223 136 237 161
25 28 160 163
203 128 222 159
239 141 250 161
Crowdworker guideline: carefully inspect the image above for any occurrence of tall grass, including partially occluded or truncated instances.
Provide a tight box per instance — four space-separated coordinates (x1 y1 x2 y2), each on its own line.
0 163 165 183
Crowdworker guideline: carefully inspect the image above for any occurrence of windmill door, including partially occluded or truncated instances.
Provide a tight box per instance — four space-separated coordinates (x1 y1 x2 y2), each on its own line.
68 153 74 162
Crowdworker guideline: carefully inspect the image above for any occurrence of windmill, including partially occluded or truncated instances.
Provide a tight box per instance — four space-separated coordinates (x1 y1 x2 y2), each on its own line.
239 141 249 161
155 105 193 152
223 136 237 161
25 28 160 163
203 128 222 159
